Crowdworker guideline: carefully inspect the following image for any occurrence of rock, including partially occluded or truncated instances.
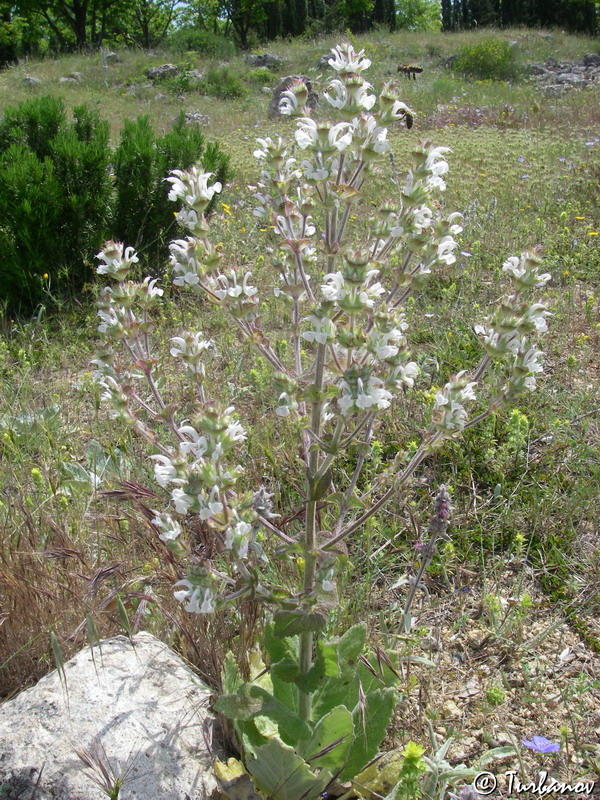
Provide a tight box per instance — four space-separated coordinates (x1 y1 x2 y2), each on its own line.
441 699 462 719
0 632 217 800
583 53 600 67
555 72 587 86
545 56 559 68
528 64 551 76
23 76 42 86
179 110 210 126
245 53 282 69
59 76 78 84
104 51 120 64
268 75 318 118
147 63 180 81
318 53 333 69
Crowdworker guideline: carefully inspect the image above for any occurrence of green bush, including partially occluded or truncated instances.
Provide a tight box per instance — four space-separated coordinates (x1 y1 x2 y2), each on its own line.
0 97 111 314
112 113 233 269
0 97 232 316
247 67 276 85
200 66 246 99
453 38 519 81
165 27 235 60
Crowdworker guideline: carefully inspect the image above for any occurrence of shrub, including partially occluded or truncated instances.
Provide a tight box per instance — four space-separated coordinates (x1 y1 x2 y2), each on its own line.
453 38 519 81
165 27 235 60
0 98 111 314
199 66 246 99
247 66 276 85
112 113 233 269
0 98 232 315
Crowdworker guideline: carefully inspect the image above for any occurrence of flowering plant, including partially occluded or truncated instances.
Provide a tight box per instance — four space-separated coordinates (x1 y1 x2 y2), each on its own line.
94 43 551 800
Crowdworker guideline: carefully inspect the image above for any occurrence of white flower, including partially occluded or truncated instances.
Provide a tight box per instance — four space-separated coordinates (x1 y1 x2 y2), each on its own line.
392 361 419 388
302 314 336 345
327 44 371 74
339 376 392 415
96 241 138 280
279 90 299 115
321 271 346 303
502 252 551 288
173 579 215 614
172 488 194 515
199 486 224 520
166 167 222 212
151 454 179 488
224 520 252 559
324 79 347 109
151 511 182 542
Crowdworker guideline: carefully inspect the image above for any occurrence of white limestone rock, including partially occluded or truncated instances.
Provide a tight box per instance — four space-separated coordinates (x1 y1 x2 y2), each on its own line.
0 632 218 800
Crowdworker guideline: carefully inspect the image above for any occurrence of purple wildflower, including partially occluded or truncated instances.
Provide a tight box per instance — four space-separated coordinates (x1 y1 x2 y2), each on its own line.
517 156 525 162
558 157 566 162
522 736 560 753
521 174 529 179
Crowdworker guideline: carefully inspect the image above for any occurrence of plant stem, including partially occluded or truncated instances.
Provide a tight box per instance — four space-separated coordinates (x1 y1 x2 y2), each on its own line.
299 342 327 721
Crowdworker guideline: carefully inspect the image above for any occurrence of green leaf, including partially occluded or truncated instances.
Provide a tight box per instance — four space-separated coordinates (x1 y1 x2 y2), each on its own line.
340 687 397 781
273 610 327 638
299 706 354 769
338 623 367 664
222 651 243 695
214 758 263 800
247 738 331 800
216 685 310 746
477 746 517 766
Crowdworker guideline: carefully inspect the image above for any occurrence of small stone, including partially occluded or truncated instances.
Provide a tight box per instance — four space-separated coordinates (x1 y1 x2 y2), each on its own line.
245 53 282 69
59 76 78 84
441 699 462 719
23 76 42 86
147 63 180 80
104 51 120 64
583 53 600 67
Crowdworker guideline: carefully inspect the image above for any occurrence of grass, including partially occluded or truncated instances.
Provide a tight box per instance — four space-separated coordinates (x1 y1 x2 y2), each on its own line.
0 25 599 790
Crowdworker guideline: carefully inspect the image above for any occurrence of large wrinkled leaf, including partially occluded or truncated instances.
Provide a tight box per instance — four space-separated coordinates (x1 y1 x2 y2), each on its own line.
273 610 327 638
340 687 397 780
298 705 354 769
247 738 331 800
215 685 310 745
214 758 262 800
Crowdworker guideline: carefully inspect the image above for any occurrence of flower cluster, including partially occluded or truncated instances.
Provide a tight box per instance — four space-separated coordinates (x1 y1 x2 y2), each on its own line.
92 41 552 626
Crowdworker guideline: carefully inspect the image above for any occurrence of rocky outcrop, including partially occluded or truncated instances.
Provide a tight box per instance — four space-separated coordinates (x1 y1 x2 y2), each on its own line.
529 55 600 92
245 53 282 70
147 63 180 81
0 632 217 800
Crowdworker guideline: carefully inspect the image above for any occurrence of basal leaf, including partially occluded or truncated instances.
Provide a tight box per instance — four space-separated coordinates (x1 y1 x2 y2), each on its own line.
247 738 331 800
298 705 354 769
340 687 397 781
273 610 327 638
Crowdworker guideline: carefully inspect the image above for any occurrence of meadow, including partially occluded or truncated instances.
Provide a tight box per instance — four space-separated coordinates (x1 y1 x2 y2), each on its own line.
0 26 599 797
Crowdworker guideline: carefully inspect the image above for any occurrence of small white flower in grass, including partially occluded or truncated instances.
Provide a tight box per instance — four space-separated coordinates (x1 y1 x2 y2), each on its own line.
522 303 550 334
173 579 215 614
199 486 224 520
96 241 138 280
322 568 336 592
321 271 346 303
151 454 180 488
172 487 194 515
224 520 252 559
391 361 419 389
151 511 182 542
432 371 477 433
